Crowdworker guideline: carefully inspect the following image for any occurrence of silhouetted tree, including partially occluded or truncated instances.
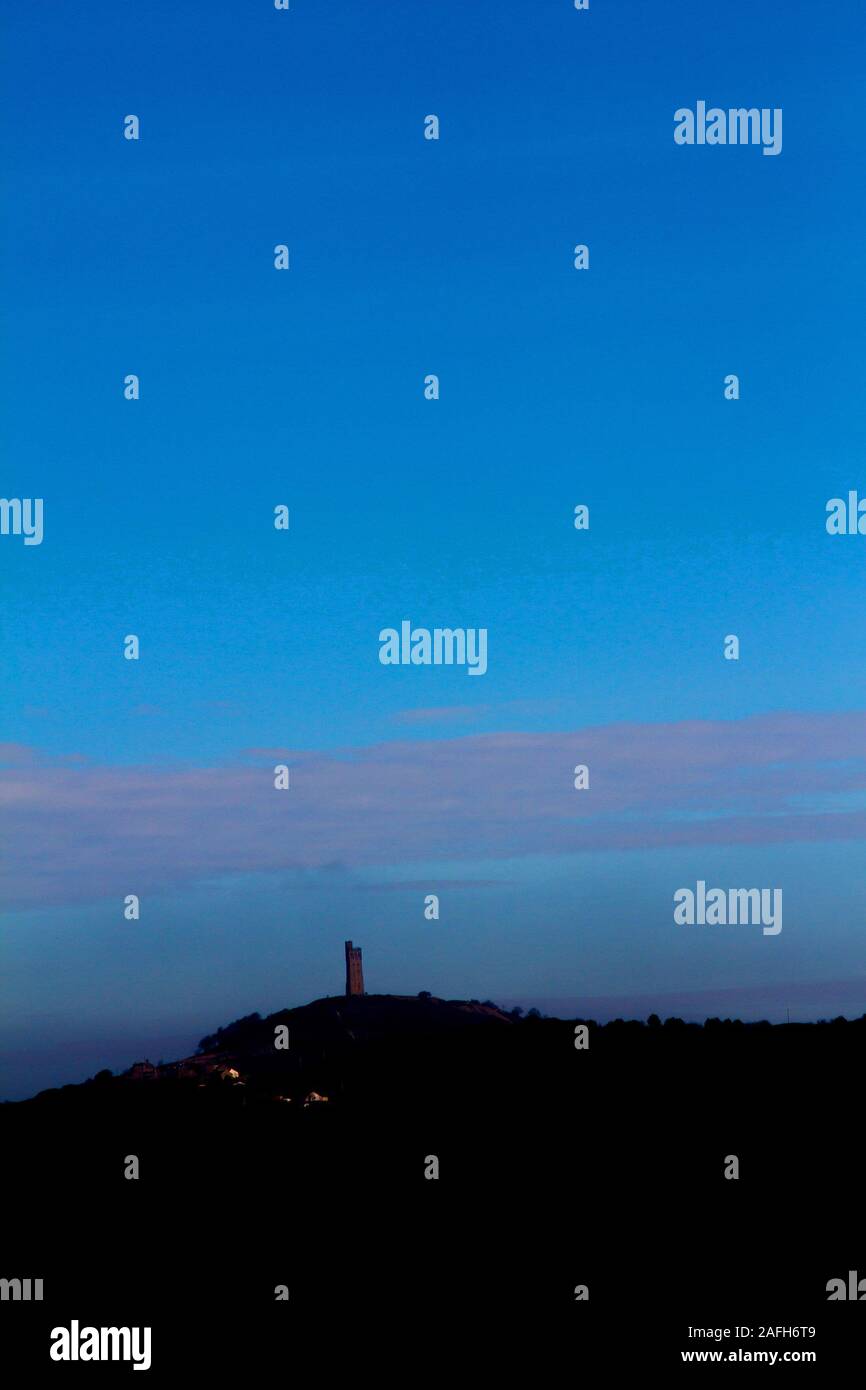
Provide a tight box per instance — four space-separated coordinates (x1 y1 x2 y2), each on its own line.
198 1011 262 1053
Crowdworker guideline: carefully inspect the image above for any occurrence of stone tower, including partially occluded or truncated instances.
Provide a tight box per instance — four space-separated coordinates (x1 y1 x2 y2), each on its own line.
345 940 364 997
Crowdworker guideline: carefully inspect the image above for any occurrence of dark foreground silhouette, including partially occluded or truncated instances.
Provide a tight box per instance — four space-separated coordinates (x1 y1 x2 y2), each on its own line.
2 997 864 1370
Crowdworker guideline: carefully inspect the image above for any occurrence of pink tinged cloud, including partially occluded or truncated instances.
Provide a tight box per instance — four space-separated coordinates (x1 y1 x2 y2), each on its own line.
392 706 490 725
2 711 866 909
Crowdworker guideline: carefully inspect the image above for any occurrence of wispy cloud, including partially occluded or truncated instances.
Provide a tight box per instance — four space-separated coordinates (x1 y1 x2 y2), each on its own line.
391 698 560 725
2 710 866 910
392 705 489 725
0 744 38 765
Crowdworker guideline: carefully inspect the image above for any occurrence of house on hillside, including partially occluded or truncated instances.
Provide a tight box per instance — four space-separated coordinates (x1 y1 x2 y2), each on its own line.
128 1060 158 1081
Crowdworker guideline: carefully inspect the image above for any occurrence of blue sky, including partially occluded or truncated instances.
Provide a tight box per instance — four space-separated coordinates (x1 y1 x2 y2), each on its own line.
2 0 866 1098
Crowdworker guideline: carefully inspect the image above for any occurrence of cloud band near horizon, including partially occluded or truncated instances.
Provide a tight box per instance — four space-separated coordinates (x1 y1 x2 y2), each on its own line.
2 709 866 911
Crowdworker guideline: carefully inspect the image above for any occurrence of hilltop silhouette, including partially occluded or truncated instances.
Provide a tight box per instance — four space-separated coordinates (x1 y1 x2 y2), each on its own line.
9 994 866 1129
2 995 864 1333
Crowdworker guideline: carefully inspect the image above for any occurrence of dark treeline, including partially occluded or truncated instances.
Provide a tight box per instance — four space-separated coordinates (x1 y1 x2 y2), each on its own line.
2 996 863 1361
